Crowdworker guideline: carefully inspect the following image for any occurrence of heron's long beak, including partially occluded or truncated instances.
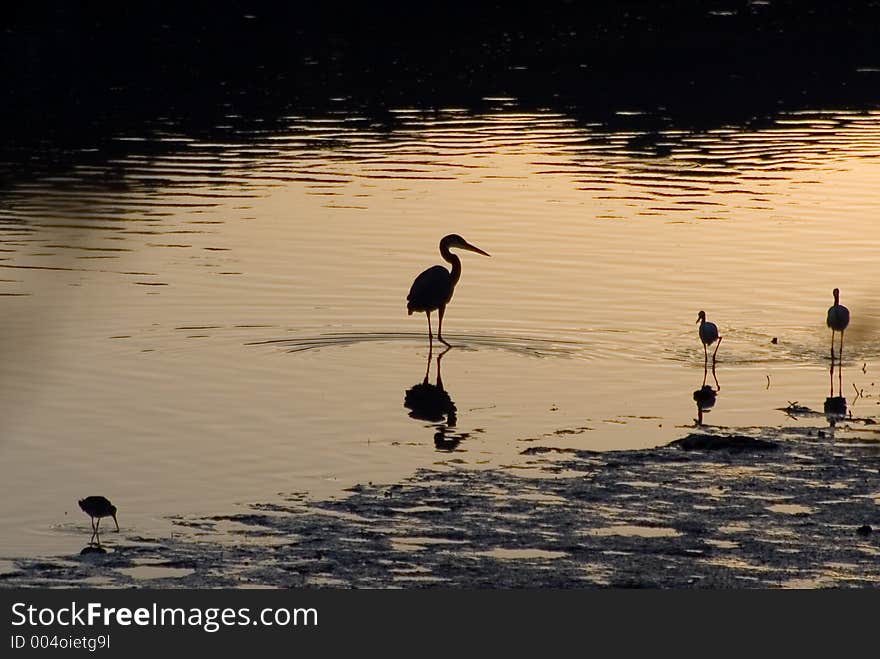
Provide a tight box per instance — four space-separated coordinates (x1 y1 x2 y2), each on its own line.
696 317 701 324
113 514 119 532
463 242 490 257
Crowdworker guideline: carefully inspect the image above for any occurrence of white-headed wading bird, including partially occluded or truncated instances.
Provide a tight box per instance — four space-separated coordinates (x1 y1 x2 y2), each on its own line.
78 496 119 534
826 287 850 361
407 234 490 346
697 310 722 364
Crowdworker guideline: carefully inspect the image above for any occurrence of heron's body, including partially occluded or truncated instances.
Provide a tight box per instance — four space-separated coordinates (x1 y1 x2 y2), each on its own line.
407 265 456 314
697 310 722 364
407 234 490 346
827 288 850 360
78 496 119 534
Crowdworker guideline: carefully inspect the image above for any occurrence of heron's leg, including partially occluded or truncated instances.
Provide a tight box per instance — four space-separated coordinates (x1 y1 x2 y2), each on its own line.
426 311 433 341
830 329 836 360
839 331 845 363
702 362 708 387
438 305 450 347
703 342 708 366
712 336 722 364
95 518 101 534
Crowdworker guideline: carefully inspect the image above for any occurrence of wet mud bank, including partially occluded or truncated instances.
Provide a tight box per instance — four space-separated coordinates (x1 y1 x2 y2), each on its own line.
3 432 880 588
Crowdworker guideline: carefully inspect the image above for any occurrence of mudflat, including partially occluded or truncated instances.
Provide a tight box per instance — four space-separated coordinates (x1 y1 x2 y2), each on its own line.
4 430 879 589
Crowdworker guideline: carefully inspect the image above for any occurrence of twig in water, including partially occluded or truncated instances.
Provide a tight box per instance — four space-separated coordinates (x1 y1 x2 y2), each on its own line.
853 383 863 402
766 374 771 390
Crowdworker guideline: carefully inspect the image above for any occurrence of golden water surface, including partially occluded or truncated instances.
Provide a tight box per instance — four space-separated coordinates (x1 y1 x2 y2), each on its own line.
2 106 879 557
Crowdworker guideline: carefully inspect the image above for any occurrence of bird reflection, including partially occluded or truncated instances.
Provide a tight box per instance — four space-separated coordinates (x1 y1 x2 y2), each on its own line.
405 345 456 424
824 360 847 426
80 538 108 555
693 362 720 426
404 345 469 451
433 427 463 451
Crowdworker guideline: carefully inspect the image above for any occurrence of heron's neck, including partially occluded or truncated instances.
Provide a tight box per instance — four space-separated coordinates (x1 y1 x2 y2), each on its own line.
440 244 462 286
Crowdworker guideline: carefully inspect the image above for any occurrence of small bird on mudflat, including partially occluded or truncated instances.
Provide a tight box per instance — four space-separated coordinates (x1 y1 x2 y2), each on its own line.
697 310 722 364
78 496 119 533
826 287 850 361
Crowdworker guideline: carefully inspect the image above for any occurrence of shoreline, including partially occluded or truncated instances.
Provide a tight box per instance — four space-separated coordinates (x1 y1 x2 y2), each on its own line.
3 428 879 589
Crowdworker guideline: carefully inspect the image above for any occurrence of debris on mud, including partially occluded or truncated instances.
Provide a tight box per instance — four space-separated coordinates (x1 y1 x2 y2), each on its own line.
670 433 779 452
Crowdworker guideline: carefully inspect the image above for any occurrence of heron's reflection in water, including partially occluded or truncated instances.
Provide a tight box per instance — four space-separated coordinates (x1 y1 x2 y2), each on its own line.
693 362 720 426
824 361 848 426
80 534 108 556
404 345 469 451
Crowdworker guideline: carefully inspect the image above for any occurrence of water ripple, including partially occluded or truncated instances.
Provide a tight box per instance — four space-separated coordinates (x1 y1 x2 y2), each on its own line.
246 331 582 358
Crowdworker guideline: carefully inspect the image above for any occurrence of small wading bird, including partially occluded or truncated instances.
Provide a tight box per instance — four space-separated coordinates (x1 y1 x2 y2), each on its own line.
78 496 119 537
407 234 490 346
697 310 722 364
826 287 850 361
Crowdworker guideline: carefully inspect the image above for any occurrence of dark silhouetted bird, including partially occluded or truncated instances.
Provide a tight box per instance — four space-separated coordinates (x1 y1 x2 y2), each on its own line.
407 234 490 346
826 287 850 361
697 310 722 364
78 496 119 534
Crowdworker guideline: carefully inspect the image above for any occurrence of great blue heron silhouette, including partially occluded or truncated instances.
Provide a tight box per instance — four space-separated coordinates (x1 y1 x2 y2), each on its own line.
407 234 490 346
